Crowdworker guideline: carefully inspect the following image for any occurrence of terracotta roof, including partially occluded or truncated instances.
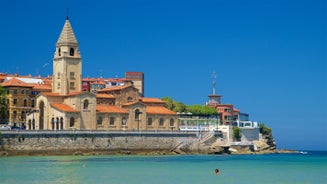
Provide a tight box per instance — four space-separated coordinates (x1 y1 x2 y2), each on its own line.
42 92 84 97
1 77 33 87
122 101 144 107
96 94 115 99
233 108 240 112
51 103 80 113
32 84 52 91
140 98 165 104
99 83 134 92
96 105 128 114
146 106 176 115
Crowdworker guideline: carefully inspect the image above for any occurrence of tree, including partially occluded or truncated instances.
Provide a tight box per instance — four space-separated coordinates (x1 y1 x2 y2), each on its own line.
186 104 218 116
0 85 9 123
161 96 175 110
259 123 274 146
233 126 242 141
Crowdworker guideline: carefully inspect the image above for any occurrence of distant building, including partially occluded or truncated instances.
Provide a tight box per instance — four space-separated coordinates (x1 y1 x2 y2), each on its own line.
1 76 51 127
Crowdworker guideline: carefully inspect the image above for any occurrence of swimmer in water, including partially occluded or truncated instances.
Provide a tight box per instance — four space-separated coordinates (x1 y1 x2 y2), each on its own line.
215 168 220 175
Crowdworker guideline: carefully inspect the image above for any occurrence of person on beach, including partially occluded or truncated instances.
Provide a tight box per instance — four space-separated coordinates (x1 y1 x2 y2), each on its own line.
215 168 220 175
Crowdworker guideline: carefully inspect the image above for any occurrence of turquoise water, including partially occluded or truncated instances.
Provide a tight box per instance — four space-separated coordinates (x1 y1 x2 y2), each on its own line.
0 151 326 184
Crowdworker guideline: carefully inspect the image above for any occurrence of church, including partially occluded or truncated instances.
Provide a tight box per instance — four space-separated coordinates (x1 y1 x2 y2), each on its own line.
26 17 178 131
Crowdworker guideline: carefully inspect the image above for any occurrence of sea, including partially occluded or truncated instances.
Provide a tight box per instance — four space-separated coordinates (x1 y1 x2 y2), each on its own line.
0 151 326 184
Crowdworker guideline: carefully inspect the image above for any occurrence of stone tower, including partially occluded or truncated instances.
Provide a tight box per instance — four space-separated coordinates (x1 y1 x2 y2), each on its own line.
52 17 82 95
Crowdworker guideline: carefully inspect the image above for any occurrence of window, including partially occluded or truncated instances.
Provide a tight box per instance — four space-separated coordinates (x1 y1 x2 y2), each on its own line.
57 72 60 79
97 116 103 125
57 82 60 89
159 118 164 126
23 99 27 107
13 111 17 119
147 118 153 126
31 99 35 108
13 99 17 105
83 100 89 109
13 89 17 95
170 119 174 126
122 117 127 126
70 82 75 89
58 48 61 56
21 111 26 121
127 97 133 101
70 117 75 127
21 90 24 94
70 48 74 56
109 117 115 125
135 109 141 120
70 72 75 80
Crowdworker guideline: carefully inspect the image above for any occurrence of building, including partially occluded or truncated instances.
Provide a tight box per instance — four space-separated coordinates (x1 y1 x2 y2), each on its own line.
25 17 177 131
1 76 51 127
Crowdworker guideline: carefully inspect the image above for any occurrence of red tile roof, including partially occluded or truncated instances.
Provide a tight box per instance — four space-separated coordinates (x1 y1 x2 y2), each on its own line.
146 106 176 115
32 84 52 91
1 77 33 87
99 83 134 92
96 94 115 99
96 105 128 114
42 92 84 97
139 98 165 104
51 103 80 113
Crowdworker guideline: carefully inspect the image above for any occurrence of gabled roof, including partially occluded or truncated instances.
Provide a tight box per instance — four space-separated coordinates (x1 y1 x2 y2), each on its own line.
41 91 84 97
32 84 52 91
139 98 165 104
122 101 145 107
98 83 136 92
96 94 115 99
51 103 80 113
57 19 78 46
96 105 128 114
146 106 176 115
1 77 33 88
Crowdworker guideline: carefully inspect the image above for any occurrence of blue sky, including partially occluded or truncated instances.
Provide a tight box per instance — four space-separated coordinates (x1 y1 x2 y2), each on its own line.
0 0 326 150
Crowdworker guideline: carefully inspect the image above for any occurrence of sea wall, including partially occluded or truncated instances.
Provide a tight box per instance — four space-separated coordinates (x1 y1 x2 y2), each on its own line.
0 131 200 155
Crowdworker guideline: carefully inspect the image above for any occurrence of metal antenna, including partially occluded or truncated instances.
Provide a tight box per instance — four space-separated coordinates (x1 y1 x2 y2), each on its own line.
211 70 217 95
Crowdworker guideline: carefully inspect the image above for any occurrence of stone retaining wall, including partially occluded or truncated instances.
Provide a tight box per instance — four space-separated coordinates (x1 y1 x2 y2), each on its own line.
0 131 200 155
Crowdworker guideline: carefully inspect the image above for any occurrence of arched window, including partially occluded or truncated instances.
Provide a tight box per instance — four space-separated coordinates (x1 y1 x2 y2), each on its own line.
170 118 175 126
21 111 26 121
135 109 141 120
31 99 35 108
58 48 61 56
70 117 75 127
60 117 64 130
51 118 55 130
159 118 164 126
70 48 74 56
83 100 89 109
147 118 153 126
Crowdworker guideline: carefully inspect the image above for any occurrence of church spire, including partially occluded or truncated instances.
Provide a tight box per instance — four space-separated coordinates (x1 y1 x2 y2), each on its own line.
56 18 78 46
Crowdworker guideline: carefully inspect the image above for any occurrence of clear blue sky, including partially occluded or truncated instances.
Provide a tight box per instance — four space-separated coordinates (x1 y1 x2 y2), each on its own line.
0 0 326 150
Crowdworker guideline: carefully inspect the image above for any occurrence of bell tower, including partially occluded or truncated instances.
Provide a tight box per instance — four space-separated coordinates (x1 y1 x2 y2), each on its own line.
52 16 82 95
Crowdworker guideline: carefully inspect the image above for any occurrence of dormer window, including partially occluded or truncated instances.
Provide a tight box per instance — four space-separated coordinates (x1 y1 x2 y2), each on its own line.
70 48 74 56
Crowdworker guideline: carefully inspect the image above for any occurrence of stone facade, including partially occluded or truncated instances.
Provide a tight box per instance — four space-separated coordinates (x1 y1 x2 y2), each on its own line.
24 17 177 132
